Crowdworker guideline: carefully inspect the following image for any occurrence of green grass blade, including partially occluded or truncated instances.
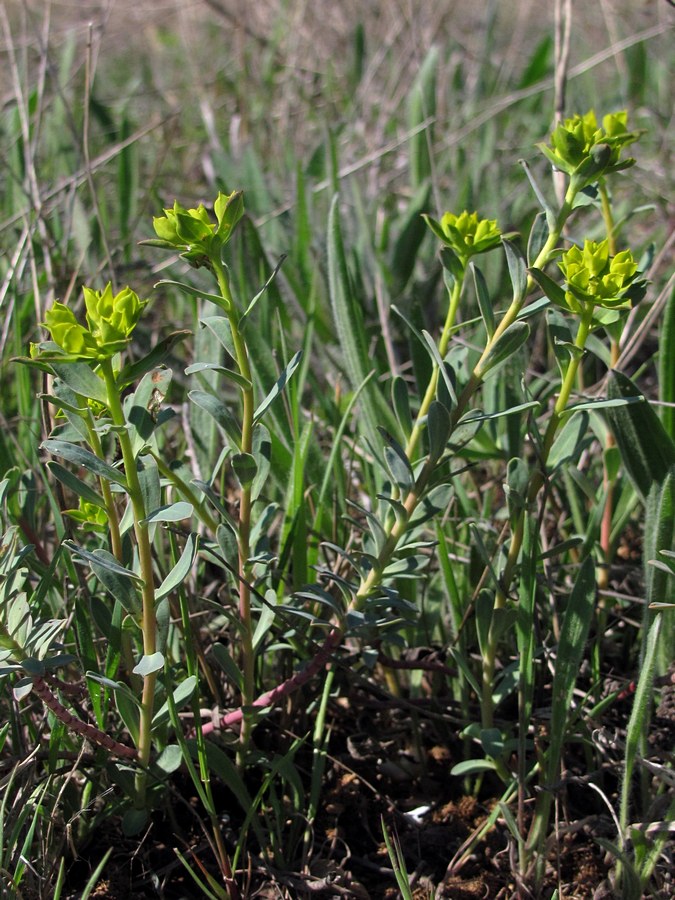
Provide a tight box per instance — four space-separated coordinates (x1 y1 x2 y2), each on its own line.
658 284 675 440
327 195 396 448
616 615 662 894
605 371 675 502
528 557 596 862
80 847 113 900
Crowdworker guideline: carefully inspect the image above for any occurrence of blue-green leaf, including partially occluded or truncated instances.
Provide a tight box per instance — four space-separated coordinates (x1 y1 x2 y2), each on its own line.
51 361 108 404
479 322 530 379
427 401 451 461
379 428 415 491
471 263 494 339
605 371 675 502
185 362 252 391
151 675 197 729
253 350 303 423
143 501 193 524
187 390 239 445
133 652 165 677
503 239 527 305
47 462 105 507
64 541 143 583
156 533 198 602
42 440 127 487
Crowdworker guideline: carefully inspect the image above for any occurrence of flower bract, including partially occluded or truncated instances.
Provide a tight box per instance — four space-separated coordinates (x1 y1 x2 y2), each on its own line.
148 190 244 267
423 210 502 261
558 240 643 313
42 284 148 360
538 110 642 189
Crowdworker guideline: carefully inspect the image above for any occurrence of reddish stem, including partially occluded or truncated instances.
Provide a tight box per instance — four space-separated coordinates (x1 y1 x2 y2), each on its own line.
198 628 343 737
32 676 137 760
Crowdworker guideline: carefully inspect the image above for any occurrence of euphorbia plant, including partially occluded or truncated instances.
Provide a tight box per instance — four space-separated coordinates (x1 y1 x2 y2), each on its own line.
4 102 663 899
144 189 260 760
319 108 650 889
29 283 163 803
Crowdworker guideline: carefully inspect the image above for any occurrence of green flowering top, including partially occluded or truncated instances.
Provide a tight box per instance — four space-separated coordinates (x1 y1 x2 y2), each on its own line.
558 240 643 313
42 284 148 360
144 190 244 268
538 110 641 189
423 210 502 262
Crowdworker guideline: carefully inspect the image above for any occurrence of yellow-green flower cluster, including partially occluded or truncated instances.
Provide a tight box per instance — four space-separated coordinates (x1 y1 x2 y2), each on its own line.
423 210 502 262
148 190 244 268
559 240 640 313
43 284 147 359
538 110 641 188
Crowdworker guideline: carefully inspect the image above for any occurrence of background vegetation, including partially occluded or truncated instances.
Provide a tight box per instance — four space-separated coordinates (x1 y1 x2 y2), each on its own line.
0 1 673 898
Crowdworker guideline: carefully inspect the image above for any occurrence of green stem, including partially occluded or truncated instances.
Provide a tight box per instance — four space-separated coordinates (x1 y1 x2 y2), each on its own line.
405 272 464 459
470 186 575 387
597 178 619 594
479 303 595 733
598 180 616 256
212 260 256 761
83 413 123 561
175 556 237 898
352 186 579 669
100 357 157 805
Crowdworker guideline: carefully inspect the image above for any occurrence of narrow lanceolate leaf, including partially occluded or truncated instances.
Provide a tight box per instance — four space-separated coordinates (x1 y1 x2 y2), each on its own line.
51 361 108 404
87 549 142 612
389 182 431 295
644 472 674 673
519 160 556 227
563 396 644 416
188 390 240 445
545 559 596 810
478 321 530 379
42 440 127 486
156 533 198 602
143 501 193 524
47 462 105 507
528 267 568 309
526 211 549 267
421 331 457 408
184 362 252 391
240 253 286 326
407 45 437 189
378 428 415 490
502 239 528 306
253 350 303 423
133 652 165 677
151 675 198 729
118 330 191 388
154 279 232 309
427 401 451 461
605 370 675 502
64 541 143 582
328 195 371 389
471 263 494 339
549 557 596 751
455 401 539 425
548 412 591 470
391 376 413 440
231 452 257 488
529 557 596 853
409 483 453 526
